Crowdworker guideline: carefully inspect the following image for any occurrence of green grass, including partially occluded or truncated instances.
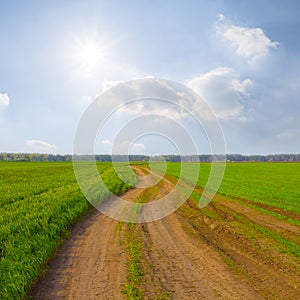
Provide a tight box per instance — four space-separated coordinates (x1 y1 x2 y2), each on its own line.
122 181 171 299
160 162 300 214
122 223 144 300
123 194 146 299
0 162 136 300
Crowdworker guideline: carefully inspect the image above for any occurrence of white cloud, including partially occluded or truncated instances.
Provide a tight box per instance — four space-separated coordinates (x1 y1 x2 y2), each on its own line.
276 131 293 140
130 142 146 154
101 79 190 120
102 79 125 92
0 93 10 109
187 67 253 120
116 100 187 120
218 21 278 63
26 140 56 153
96 140 113 154
218 13 226 22
103 140 145 154
102 139 112 145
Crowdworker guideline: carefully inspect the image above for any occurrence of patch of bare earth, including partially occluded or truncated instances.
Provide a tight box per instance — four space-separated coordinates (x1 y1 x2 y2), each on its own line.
177 196 300 299
140 214 262 299
29 210 126 300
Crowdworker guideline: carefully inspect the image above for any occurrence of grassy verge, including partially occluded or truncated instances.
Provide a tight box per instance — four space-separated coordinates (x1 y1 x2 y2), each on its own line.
122 223 144 300
122 189 145 299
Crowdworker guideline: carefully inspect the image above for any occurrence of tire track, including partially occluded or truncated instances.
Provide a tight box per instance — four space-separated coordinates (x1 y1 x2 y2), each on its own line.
134 171 261 299
140 213 261 299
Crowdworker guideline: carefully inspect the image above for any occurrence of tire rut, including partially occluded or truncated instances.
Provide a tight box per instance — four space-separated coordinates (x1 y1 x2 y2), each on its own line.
140 214 261 299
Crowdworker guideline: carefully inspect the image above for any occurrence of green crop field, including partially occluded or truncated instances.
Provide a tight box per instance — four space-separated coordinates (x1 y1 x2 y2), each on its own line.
161 162 300 214
0 162 136 300
1 161 300 299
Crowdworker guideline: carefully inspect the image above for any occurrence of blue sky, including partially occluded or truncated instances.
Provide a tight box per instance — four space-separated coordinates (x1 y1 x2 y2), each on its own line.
0 0 300 155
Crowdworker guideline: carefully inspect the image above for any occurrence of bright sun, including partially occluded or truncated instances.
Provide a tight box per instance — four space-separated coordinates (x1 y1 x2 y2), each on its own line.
73 38 106 73
79 42 103 65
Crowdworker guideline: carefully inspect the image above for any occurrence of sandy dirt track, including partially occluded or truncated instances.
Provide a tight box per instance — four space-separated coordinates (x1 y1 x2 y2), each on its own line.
139 214 261 299
29 210 126 300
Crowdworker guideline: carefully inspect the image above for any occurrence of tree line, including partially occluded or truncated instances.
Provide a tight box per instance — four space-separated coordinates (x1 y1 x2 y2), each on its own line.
0 152 300 162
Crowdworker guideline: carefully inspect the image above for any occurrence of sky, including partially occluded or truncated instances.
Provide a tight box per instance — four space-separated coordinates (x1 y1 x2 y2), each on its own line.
0 0 300 155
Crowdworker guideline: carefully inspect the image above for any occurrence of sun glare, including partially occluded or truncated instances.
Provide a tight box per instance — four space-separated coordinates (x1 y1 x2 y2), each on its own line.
73 38 106 73
79 42 103 65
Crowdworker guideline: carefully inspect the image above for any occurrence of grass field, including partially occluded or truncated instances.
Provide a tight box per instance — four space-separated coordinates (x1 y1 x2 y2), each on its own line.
162 162 300 214
0 162 136 300
1 161 299 299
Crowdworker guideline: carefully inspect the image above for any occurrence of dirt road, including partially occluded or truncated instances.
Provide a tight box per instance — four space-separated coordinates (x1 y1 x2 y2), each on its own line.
29 210 126 300
139 214 262 299
30 167 300 299
29 167 153 299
